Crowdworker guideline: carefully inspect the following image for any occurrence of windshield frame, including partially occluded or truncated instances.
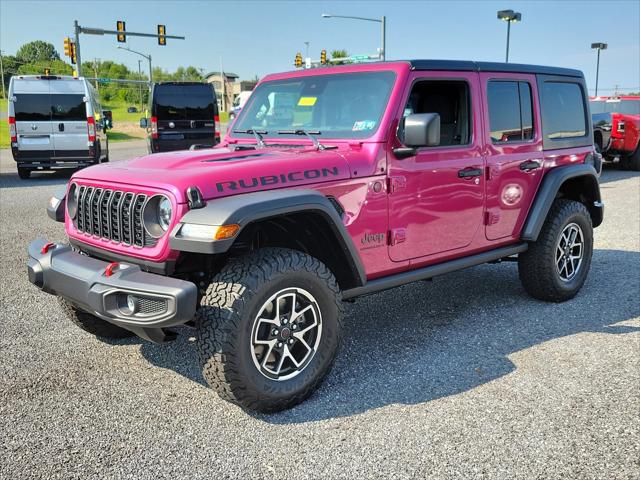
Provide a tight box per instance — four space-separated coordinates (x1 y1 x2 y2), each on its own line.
228 69 399 142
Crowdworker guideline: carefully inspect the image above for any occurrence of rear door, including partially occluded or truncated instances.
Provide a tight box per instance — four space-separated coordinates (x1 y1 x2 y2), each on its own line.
480 73 544 240
50 80 88 157
154 84 216 151
13 80 54 155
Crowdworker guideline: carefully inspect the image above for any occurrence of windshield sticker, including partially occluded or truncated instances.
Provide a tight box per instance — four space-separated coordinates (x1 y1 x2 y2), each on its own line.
297 96 317 107
352 120 376 131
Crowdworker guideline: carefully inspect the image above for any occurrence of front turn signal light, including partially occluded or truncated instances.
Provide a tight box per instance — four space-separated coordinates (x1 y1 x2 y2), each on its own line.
214 224 240 240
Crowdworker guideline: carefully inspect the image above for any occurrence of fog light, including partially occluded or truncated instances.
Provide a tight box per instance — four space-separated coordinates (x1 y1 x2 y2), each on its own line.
127 294 139 314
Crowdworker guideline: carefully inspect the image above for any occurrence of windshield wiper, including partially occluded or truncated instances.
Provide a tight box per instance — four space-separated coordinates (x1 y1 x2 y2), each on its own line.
233 129 268 148
277 129 335 150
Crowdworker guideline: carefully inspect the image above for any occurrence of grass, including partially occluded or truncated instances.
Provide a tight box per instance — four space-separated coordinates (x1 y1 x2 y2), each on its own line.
0 121 9 149
107 131 145 142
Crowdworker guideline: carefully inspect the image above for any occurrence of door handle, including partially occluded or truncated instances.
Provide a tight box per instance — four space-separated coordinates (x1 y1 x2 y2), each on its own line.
458 167 482 178
58 123 64 132
520 160 541 171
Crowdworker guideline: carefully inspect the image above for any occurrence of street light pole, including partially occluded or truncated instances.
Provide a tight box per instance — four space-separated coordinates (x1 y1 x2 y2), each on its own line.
117 46 152 87
497 10 522 63
321 14 386 60
591 43 608 97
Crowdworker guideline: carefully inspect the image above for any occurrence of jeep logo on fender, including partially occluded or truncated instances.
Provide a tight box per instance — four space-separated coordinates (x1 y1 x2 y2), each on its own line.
216 167 340 192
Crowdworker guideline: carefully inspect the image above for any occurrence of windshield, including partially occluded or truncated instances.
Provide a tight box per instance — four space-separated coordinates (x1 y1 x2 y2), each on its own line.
590 99 640 115
232 71 396 139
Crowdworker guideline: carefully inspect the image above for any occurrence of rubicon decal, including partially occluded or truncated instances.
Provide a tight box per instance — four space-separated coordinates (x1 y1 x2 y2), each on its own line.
216 167 340 192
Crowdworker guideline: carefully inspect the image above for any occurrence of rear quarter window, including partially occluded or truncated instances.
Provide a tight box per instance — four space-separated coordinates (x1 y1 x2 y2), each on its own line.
538 76 591 149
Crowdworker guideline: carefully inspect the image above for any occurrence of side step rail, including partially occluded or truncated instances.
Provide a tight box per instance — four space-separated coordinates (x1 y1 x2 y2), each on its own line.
342 243 528 300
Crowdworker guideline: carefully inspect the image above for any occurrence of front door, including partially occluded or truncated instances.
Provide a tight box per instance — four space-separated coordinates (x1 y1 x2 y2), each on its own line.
388 72 485 262
480 73 544 240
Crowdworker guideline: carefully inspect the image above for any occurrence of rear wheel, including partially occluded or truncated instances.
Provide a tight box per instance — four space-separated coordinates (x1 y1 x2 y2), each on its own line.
625 145 640 171
518 199 593 302
17 167 31 179
196 248 343 412
59 298 134 339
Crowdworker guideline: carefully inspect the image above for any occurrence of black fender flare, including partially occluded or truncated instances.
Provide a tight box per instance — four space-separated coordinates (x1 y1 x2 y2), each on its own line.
170 189 366 287
521 163 603 242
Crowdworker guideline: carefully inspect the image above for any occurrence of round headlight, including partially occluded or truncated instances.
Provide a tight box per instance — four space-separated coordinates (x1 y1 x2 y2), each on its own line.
158 197 172 231
143 195 173 238
67 183 79 219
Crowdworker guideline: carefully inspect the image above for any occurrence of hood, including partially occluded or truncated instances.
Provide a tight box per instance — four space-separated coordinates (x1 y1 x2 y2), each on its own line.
72 146 352 203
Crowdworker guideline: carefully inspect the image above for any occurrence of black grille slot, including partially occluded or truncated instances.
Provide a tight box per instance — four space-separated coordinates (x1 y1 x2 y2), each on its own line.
74 186 151 248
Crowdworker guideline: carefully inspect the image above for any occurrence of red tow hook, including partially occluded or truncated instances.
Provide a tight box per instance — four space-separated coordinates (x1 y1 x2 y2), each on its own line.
104 262 120 277
40 242 56 254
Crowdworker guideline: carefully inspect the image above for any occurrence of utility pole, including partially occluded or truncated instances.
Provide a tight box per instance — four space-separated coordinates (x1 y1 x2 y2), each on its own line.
219 55 226 112
0 50 6 99
138 60 143 112
92 58 100 92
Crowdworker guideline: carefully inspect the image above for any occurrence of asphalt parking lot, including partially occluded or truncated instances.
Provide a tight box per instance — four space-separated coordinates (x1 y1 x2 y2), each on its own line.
0 145 638 479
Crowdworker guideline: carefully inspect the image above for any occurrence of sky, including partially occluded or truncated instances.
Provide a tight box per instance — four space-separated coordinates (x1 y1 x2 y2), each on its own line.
1 0 639 94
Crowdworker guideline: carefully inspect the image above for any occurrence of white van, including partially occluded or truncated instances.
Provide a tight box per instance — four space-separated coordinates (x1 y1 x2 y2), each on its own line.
8 75 109 179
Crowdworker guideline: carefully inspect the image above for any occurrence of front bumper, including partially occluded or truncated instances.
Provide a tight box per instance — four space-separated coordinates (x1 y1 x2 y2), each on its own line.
27 238 198 342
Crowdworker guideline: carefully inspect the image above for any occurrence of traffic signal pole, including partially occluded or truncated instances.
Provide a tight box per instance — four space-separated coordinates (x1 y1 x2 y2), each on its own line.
74 20 83 76
72 20 184 78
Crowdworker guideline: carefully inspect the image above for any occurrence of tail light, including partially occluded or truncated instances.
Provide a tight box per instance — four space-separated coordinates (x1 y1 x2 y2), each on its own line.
151 116 158 139
8 116 17 143
87 116 96 142
611 115 625 139
214 114 221 142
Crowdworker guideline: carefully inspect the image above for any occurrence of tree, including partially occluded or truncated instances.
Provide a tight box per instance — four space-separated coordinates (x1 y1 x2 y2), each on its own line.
330 49 349 65
16 41 60 63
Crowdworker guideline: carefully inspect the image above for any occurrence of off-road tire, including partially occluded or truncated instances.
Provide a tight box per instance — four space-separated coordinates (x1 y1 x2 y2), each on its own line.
17 167 31 179
196 248 343 412
518 199 593 302
59 298 134 339
625 145 640 171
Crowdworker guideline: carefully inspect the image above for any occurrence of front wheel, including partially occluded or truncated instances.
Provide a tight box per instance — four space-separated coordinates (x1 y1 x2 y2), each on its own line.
59 298 134 340
518 199 593 302
17 167 31 179
196 248 343 412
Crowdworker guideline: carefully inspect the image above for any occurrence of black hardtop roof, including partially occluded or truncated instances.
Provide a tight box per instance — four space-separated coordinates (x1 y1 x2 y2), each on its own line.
408 60 583 78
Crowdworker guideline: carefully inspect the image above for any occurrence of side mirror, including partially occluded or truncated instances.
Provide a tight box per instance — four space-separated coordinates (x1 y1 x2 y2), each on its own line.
394 113 440 160
403 113 440 147
139 118 149 128
102 110 113 130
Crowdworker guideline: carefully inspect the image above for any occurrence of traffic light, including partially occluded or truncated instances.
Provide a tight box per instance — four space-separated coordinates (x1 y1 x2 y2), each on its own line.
44 68 51 75
70 42 77 65
116 20 126 42
158 25 166 46
320 49 327 65
63 37 72 57
294 52 302 68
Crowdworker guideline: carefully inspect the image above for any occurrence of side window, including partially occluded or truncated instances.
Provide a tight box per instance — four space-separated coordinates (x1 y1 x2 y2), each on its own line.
402 80 471 146
540 82 586 139
487 81 534 143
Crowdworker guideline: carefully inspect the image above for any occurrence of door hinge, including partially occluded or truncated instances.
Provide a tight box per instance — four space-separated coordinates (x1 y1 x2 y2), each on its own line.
387 175 407 193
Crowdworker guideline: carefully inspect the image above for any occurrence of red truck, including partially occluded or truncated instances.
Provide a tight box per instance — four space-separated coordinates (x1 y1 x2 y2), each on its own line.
590 95 640 170
29 60 603 412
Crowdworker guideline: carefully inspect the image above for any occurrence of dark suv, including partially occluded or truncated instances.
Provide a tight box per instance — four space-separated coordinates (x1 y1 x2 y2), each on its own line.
140 82 220 153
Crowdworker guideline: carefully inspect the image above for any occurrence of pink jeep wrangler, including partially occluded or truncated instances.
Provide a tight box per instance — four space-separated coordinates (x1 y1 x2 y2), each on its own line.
29 61 603 412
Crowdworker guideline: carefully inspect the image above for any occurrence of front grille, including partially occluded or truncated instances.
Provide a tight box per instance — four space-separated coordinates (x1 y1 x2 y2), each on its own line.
75 186 155 248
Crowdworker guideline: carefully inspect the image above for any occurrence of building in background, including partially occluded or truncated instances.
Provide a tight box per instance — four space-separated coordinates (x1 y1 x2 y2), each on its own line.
205 71 256 113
